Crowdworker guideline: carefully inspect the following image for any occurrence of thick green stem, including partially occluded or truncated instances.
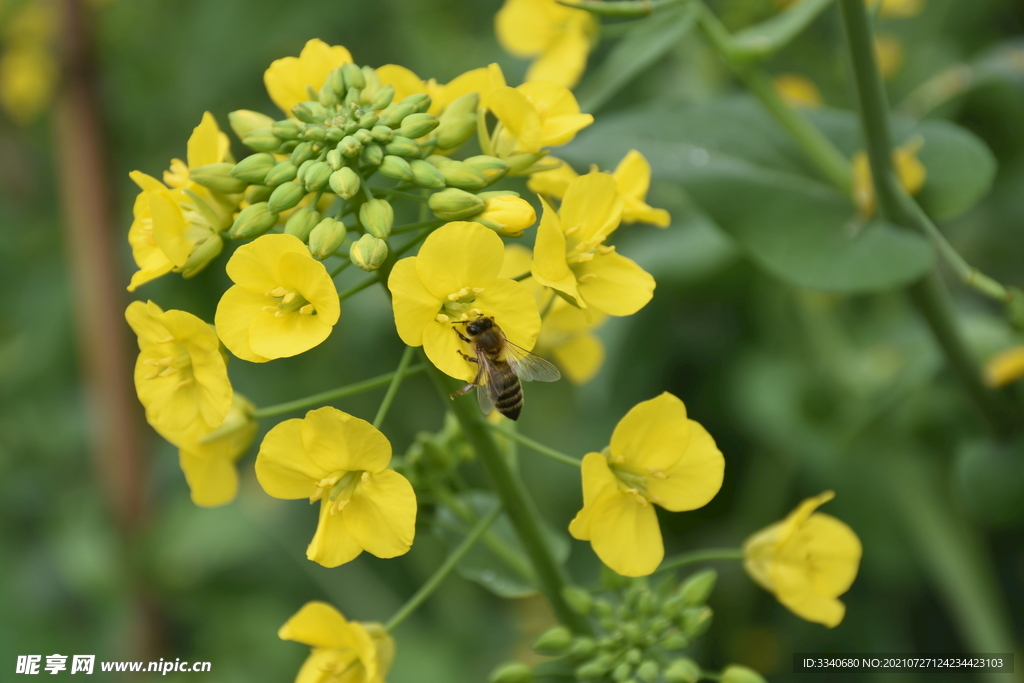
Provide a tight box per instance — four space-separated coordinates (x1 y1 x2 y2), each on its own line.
490 424 582 468
251 365 425 419
655 548 744 574
838 0 1015 437
373 345 416 428
385 504 502 632
426 363 593 634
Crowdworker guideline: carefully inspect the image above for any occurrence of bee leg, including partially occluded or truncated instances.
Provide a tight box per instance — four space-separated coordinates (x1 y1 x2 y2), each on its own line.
449 363 485 401
457 350 478 363
453 328 473 344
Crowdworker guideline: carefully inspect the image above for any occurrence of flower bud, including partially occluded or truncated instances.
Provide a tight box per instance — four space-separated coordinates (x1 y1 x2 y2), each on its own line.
378 102 416 128
308 217 348 260
180 233 223 278
230 202 278 238
189 163 248 194
371 125 394 143
429 188 485 220
435 113 477 151
403 92 432 113
594 599 613 618
267 182 306 213
359 198 393 239
327 67 347 99
304 161 332 192
464 155 510 184
379 155 414 182
369 84 395 111
242 127 283 153
359 67 382 104
531 626 572 656
664 658 701 683
342 62 365 91
568 637 596 660
409 159 445 188
678 569 717 607
228 109 274 140
272 119 302 140
721 665 768 683
327 149 343 170
637 661 659 683
318 81 338 108
418 136 438 157
471 194 535 237
339 135 362 157
325 127 345 144
612 662 633 682
345 86 362 106
679 606 712 638
360 143 383 167
359 112 379 130
399 112 439 139
292 101 326 124
329 167 361 200
245 184 273 204
488 663 532 683
433 159 487 191
505 151 548 176
285 207 321 242
291 141 316 166
304 126 327 142
384 136 420 158
661 594 686 618
443 91 479 118
662 630 689 651
562 586 593 615
350 234 388 271
297 159 315 184
354 128 374 145
576 660 611 681
231 153 276 184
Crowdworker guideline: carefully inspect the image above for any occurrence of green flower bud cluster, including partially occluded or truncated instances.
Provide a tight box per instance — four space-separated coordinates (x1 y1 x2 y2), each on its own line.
395 413 473 491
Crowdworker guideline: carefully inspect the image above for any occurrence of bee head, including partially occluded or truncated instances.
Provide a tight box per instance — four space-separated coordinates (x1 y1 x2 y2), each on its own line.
465 316 494 336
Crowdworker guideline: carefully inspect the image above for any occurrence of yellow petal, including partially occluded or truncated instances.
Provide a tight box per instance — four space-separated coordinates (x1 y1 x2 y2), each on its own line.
226 233 308 293
576 251 655 317
264 39 353 115
622 197 671 227
489 86 543 154
255 418 324 499
134 350 201 432
525 18 592 89
125 300 168 348
187 112 225 170
301 407 392 474
588 486 663 577
178 447 239 507
551 331 604 385
437 63 506 112
612 150 652 202
560 173 623 244
422 318 476 382
776 590 847 628
414 221 505 299
568 451 619 541
278 601 353 649
308 497 364 567
388 257 441 347
531 197 584 308
474 278 542 351
984 345 1024 388
646 420 724 512
214 286 271 363
248 307 333 359
517 81 592 146
375 64 429 103
343 469 417 559
279 250 341 326
495 0 554 57
527 159 578 200
130 170 166 192
148 190 191 266
498 243 535 281
610 392 690 472
799 513 863 595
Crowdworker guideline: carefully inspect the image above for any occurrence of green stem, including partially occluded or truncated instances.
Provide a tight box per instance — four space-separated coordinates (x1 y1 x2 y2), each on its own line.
426 362 593 634
329 258 351 278
559 0 684 18
251 365 425 419
491 424 582 468
338 274 380 301
837 0 1016 437
373 345 416 428
511 271 532 282
384 503 503 632
655 548 744 574
374 187 429 203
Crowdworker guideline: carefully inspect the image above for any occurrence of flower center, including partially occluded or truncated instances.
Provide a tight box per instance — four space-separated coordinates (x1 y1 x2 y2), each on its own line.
607 452 669 507
565 233 615 269
263 286 317 317
317 650 364 683
141 344 195 390
435 287 485 323
309 470 369 515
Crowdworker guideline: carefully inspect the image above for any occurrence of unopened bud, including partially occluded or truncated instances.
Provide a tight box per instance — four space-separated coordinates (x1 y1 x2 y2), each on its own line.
291 142 316 166
327 149 342 170
505 151 548 176
576 660 611 681
345 86 362 106
379 155 414 182
359 113 379 130
418 136 438 157
594 600 613 618
472 193 535 237
304 161 332 192
429 188 485 220
308 218 348 260
354 128 374 145
272 119 302 140
384 136 420 158
679 606 712 638
339 135 361 157
180 233 223 278
435 113 476 151
359 198 393 239
325 127 345 143
403 92 432 113
242 127 283 153
292 101 326 124
433 159 487 191
228 110 274 140
329 167 361 200
664 658 701 683
568 637 596 660
230 202 278 238
318 81 338 108
359 66 382 104
678 569 717 606
371 125 394 143
285 207 321 242
662 630 689 651
296 159 315 184
409 159 445 188
342 62 365 91
531 626 572 656
721 666 768 683
464 155 510 184
637 661 659 683
378 102 416 128
190 163 247 194
327 67 347 99
443 92 479 118
304 126 327 142
612 662 633 682
350 234 388 271
267 182 307 213
488 663 532 683
369 84 395 111
399 112 439 139
231 154 276 184
360 143 384 167
245 184 273 204
661 594 686 618
562 586 593 615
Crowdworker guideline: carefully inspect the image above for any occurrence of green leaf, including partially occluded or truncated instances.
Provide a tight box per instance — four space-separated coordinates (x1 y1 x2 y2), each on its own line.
576 3 697 113
433 491 570 599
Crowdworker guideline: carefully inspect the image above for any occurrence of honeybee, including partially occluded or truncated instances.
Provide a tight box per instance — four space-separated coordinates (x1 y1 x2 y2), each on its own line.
449 316 560 421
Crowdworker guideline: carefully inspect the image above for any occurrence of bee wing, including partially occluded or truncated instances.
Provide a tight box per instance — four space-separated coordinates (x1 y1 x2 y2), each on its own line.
475 351 501 416
503 340 561 383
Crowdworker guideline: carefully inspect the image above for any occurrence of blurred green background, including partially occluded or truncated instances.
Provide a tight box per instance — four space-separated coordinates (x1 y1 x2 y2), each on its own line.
2 0 1024 680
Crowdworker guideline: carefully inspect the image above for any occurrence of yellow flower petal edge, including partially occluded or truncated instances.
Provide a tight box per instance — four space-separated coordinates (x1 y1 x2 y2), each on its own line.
279 601 394 683
264 39 354 115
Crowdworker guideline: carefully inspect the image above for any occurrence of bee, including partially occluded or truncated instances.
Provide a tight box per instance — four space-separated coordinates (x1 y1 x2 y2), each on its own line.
449 316 560 421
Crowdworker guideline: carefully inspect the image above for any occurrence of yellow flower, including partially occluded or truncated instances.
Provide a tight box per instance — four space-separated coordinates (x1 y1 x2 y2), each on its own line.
387 221 541 382
569 393 725 577
0 1 58 125
487 82 593 172
255 407 416 568
773 73 822 109
375 63 506 114
743 491 862 628
264 38 353 116
983 345 1024 388
874 35 903 80
156 393 257 508
163 111 234 191
279 601 394 683
126 301 232 435
215 234 341 363
473 194 537 237
528 152 671 227
495 0 598 89
852 137 926 218
531 172 655 317
868 0 925 18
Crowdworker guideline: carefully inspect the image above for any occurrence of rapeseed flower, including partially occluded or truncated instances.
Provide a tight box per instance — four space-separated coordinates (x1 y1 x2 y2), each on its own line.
531 172 655 317
279 601 394 683
264 38 353 115
487 82 592 173
375 63 506 114
387 221 541 382
215 234 341 362
0 1 58 124
495 0 598 89
255 407 416 568
569 393 725 576
852 137 925 218
126 301 232 435
743 491 862 628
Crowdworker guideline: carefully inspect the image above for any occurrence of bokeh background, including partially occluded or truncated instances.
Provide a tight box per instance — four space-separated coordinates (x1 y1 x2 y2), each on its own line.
2 0 1024 680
